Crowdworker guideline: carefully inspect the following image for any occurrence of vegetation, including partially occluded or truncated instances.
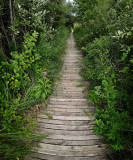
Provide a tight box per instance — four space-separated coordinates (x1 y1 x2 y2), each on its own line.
0 0 72 159
74 0 133 159
1 0 133 159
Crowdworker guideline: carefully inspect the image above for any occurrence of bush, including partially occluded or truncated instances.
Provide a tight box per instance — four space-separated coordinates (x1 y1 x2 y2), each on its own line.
0 26 70 159
74 0 133 159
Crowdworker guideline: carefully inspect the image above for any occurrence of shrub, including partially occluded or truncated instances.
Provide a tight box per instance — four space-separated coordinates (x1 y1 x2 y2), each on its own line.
0 26 70 159
74 0 133 159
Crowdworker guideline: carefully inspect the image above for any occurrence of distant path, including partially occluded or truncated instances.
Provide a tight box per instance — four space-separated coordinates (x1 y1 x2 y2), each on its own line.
27 32 107 160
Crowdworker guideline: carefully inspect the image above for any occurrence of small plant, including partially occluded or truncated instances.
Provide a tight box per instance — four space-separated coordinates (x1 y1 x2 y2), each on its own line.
34 75 52 101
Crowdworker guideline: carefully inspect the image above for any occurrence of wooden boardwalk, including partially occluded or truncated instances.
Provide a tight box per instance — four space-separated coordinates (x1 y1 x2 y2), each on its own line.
27 32 107 160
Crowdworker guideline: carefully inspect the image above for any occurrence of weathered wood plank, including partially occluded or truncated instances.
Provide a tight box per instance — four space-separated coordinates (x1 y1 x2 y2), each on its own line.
34 149 106 157
47 104 90 109
51 95 86 99
49 98 88 106
41 111 88 116
35 143 106 153
45 108 89 112
40 139 104 146
48 135 102 141
32 153 107 160
36 118 90 126
36 128 95 136
47 107 95 113
39 115 94 121
25 158 41 160
53 90 85 93
38 124 95 130
50 98 87 101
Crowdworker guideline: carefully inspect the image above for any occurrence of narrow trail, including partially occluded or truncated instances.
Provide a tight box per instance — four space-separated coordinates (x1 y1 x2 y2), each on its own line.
28 32 107 160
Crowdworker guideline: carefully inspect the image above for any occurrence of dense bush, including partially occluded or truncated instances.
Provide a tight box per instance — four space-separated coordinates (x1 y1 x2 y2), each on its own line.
74 0 133 159
0 0 71 159
0 25 70 159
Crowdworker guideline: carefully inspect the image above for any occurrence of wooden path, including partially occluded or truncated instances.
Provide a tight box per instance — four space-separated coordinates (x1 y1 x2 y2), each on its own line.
27 32 107 160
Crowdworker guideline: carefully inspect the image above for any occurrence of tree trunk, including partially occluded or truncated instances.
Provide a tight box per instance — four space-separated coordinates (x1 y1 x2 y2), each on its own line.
1 18 10 48
9 0 16 47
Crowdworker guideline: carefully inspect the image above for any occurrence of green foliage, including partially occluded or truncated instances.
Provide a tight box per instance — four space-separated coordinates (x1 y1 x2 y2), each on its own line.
0 0 72 158
0 132 46 159
0 25 70 159
36 26 70 81
94 107 131 151
74 0 133 159
45 113 53 120
34 78 52 101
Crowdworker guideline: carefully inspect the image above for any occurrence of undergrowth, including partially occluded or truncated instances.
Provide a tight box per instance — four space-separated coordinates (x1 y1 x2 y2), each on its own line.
0 26 70 159
74 0 133 159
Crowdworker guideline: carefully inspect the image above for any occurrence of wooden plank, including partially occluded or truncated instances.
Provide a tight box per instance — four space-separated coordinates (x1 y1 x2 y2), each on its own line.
55 88 85 92
36 128 95 136
37 118 91 126
64 58 82 60
47 107 95 113
32 153 107 160
62 73 81 76
36 143 106 152
47 104 89 109
41 111 88 116
54 84 81 88
63 64 80 67
37 124 94 131
51 95 86 99
53 89 86 92
54 83 82 87
62 69 80 73
40 139 104 146
50 98 87 102
33 148 105 157
55 82 81 85
63 63 80 65
52 91 85 95
63 59 80 62
45 108 88 112
61 78 82 80
49 102 88 106
64 59 82 61
57 80 83 84
62 76 81 79
62 66 80 69
62 68 81 70
25 158 42 160
49 99 88 106
52 90 85 93
39 115 94 121
48 135 102 141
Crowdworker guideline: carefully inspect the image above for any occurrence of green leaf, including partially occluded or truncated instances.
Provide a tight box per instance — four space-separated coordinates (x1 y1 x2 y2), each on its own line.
121 53 127 61
41 92 46 101
130 58 133 63
35 90 42 99
120 66 129 73
45 113 53 119
102 80 108 86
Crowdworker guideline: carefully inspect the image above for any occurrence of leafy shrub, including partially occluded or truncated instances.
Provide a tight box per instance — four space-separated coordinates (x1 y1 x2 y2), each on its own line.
74 0 133 159
0 25 70 159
